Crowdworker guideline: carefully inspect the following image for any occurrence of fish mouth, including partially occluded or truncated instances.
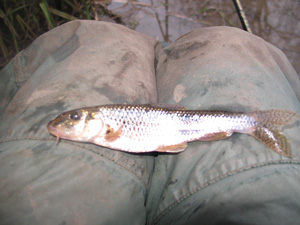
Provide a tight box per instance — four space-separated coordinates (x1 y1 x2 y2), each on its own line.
47 121 57 136
47 121 61 144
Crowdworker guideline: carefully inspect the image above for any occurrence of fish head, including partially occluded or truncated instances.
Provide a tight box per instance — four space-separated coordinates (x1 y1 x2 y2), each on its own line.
47 108 104 143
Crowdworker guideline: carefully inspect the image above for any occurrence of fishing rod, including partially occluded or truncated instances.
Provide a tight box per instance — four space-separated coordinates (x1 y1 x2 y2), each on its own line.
232 0 252 33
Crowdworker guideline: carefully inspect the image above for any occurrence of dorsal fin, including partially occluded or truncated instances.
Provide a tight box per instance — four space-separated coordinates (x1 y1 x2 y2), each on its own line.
153 104 188 110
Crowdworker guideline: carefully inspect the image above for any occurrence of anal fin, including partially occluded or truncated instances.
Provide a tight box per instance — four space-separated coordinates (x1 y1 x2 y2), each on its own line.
198 131 233 141
251 127 292 158
156 143 188 153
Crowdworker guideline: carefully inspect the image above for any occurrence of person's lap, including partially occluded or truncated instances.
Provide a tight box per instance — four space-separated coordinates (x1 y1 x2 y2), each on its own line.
1 20 300 225
0 21 157 225
147 26 300 225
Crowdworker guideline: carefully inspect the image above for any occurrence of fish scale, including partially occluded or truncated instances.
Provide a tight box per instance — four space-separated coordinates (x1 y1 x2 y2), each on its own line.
47 104 300 157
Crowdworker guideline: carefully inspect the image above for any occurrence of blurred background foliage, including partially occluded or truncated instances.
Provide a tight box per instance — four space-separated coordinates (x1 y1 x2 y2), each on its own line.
0 0 239 69
0 0 115 68
1 0 299 75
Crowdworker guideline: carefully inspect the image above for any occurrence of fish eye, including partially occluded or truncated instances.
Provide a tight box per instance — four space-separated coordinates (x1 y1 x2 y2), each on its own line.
70 111 81 120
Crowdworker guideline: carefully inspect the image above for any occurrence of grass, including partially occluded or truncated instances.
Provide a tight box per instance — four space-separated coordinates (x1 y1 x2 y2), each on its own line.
0 0 112 68
0 0 237 69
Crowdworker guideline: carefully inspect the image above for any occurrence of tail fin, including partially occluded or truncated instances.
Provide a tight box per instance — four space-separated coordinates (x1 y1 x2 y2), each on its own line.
249 110 300 158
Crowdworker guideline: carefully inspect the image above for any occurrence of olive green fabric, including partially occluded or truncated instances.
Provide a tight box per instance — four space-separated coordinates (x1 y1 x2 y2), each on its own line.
147 27 300 225
1 20 300 225
0 20 158 225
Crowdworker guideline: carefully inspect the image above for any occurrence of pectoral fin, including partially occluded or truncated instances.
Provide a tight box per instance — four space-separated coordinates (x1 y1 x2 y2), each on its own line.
104 124 122 142
156 143 188 153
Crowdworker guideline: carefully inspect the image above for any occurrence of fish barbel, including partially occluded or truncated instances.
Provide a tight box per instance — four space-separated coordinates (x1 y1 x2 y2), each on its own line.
47 104 300 157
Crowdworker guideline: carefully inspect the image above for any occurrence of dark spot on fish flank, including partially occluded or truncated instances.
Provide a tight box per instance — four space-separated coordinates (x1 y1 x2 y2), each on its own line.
110 60 115 65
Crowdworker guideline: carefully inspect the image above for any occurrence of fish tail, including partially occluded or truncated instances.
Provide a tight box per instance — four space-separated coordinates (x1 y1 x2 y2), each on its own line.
248 110 300 158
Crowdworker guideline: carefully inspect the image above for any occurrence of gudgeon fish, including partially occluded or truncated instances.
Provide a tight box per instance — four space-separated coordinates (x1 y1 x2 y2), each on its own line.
47 104 300 157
